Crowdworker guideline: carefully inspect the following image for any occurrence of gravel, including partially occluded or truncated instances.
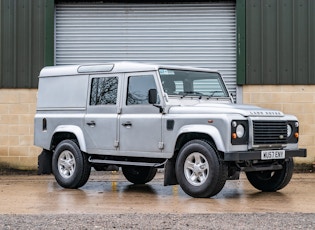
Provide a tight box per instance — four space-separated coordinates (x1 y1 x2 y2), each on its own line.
1 213 314 229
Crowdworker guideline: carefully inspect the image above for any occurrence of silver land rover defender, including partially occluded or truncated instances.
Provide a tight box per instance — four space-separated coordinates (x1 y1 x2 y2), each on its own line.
35 62 306 198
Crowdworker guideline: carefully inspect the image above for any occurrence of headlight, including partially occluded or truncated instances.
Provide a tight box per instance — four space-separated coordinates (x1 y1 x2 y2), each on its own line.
287 124 292 137
236 125 245 138
287 121 299 143
231 120 248 145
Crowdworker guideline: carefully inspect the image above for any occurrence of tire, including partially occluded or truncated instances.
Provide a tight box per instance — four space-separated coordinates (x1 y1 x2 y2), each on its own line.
246 158 294 192
175 140 227 198
122 166 157 184
52 140 91 189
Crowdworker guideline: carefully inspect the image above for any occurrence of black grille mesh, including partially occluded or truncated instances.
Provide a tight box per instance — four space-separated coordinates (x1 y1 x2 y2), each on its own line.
253 121 287 145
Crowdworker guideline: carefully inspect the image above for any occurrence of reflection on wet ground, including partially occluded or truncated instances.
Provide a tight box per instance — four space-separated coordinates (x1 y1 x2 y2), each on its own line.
0 172 314 214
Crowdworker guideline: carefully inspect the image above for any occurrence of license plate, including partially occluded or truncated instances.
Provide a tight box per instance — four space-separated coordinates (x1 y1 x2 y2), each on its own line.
261 150 285 160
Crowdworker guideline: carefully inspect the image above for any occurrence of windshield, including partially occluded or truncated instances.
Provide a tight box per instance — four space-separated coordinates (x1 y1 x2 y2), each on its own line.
158 68 229 98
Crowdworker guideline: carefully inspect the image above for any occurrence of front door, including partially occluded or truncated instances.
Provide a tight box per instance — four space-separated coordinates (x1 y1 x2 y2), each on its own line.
119 72 162 155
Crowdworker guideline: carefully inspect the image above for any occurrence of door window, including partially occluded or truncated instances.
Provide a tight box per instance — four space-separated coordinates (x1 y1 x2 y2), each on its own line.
126 75 158 105
90 77 118 105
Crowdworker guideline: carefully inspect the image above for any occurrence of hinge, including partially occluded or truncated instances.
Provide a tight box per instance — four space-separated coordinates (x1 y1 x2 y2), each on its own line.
158 142 164 150
114 140 119 148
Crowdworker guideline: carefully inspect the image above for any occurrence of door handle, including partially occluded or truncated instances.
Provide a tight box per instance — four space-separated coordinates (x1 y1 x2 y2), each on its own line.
121 121 132 127
86 121 96 127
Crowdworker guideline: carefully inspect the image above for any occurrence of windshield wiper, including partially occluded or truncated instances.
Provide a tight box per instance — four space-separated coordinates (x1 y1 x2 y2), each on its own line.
207 91 222 98
180 91 204 98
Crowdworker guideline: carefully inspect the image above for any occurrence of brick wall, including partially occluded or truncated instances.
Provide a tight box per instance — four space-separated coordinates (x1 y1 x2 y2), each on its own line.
0 89 40 170
243 85 314 164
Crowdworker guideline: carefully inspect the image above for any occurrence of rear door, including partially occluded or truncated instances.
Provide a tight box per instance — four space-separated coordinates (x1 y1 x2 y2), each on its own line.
84 74 121 153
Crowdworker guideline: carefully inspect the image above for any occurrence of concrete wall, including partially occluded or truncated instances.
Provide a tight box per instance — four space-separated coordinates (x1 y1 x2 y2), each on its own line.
0 87 313 170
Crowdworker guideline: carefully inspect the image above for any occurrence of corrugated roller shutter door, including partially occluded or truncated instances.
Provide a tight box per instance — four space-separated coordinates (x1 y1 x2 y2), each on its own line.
55 3 236 94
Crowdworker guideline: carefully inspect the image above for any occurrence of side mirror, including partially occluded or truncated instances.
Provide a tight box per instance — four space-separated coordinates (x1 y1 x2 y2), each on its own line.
148 89 157 104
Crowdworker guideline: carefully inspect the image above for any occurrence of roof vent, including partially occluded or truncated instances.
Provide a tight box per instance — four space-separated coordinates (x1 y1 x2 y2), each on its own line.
77 64 114 73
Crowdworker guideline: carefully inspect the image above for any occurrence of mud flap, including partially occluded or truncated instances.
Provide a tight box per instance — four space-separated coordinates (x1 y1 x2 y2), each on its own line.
38 149 52 175
164 159 178 186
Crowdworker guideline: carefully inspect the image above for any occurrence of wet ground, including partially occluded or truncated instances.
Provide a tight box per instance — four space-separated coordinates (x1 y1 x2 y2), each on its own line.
0 171 314 215
0 171 315 229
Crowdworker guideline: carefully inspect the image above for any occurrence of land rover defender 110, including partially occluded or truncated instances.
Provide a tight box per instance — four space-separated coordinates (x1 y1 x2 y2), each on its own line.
35 62 306 198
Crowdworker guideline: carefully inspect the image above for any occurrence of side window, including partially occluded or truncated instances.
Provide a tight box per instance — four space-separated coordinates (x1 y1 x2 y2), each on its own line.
127 75 158 105
90 77 118 105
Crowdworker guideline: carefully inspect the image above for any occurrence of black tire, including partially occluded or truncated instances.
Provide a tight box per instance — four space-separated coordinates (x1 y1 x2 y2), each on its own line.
52 140 91 189
122 166 157 184
175 140 227 198
246 158 294 192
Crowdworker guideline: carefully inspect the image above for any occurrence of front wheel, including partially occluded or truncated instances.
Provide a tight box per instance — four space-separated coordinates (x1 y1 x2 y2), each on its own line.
122 166 157 184
175 140 227 198
52 140 91 189
246 158 294 192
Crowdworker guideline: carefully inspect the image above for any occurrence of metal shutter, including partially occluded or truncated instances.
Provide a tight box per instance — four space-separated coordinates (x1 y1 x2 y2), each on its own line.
55 3 236 95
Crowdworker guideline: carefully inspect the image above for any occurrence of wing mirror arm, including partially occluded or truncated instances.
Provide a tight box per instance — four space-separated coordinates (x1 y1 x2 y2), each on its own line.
230 93 235 103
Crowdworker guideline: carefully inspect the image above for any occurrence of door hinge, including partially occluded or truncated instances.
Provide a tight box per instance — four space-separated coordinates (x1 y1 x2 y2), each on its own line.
114 140 119 148
158 142 164 150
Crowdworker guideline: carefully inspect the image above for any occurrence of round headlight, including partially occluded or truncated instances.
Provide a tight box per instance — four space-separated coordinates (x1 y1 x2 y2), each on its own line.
287 124 292 137
236 125 245 138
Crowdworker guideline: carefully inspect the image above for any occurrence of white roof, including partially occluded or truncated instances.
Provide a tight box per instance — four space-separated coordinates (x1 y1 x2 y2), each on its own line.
39 61 218 77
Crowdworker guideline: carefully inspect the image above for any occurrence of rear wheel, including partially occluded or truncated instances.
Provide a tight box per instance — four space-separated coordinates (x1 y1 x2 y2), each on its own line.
175 140 227 198
122 166 157 184
246 158 294 192
52 140 91 189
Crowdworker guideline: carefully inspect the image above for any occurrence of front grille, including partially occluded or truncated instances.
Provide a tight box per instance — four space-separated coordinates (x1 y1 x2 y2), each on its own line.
253 121 287 145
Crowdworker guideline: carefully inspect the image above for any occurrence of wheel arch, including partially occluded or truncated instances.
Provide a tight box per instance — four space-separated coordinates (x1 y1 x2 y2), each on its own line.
51 125 87 152
174 125 225 158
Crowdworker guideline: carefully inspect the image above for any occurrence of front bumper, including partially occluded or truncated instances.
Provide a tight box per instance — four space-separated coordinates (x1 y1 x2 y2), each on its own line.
224 148 307 161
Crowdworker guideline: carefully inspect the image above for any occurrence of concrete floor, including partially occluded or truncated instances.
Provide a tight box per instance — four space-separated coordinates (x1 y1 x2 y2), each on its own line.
0 171 314 214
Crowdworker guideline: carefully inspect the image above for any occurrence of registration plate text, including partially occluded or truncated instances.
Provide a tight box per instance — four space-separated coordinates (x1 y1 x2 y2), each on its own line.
261 150 285 160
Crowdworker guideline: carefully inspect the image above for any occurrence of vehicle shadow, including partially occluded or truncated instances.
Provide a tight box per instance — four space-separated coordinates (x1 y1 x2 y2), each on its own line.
247 190 289 199
121 184 158 195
